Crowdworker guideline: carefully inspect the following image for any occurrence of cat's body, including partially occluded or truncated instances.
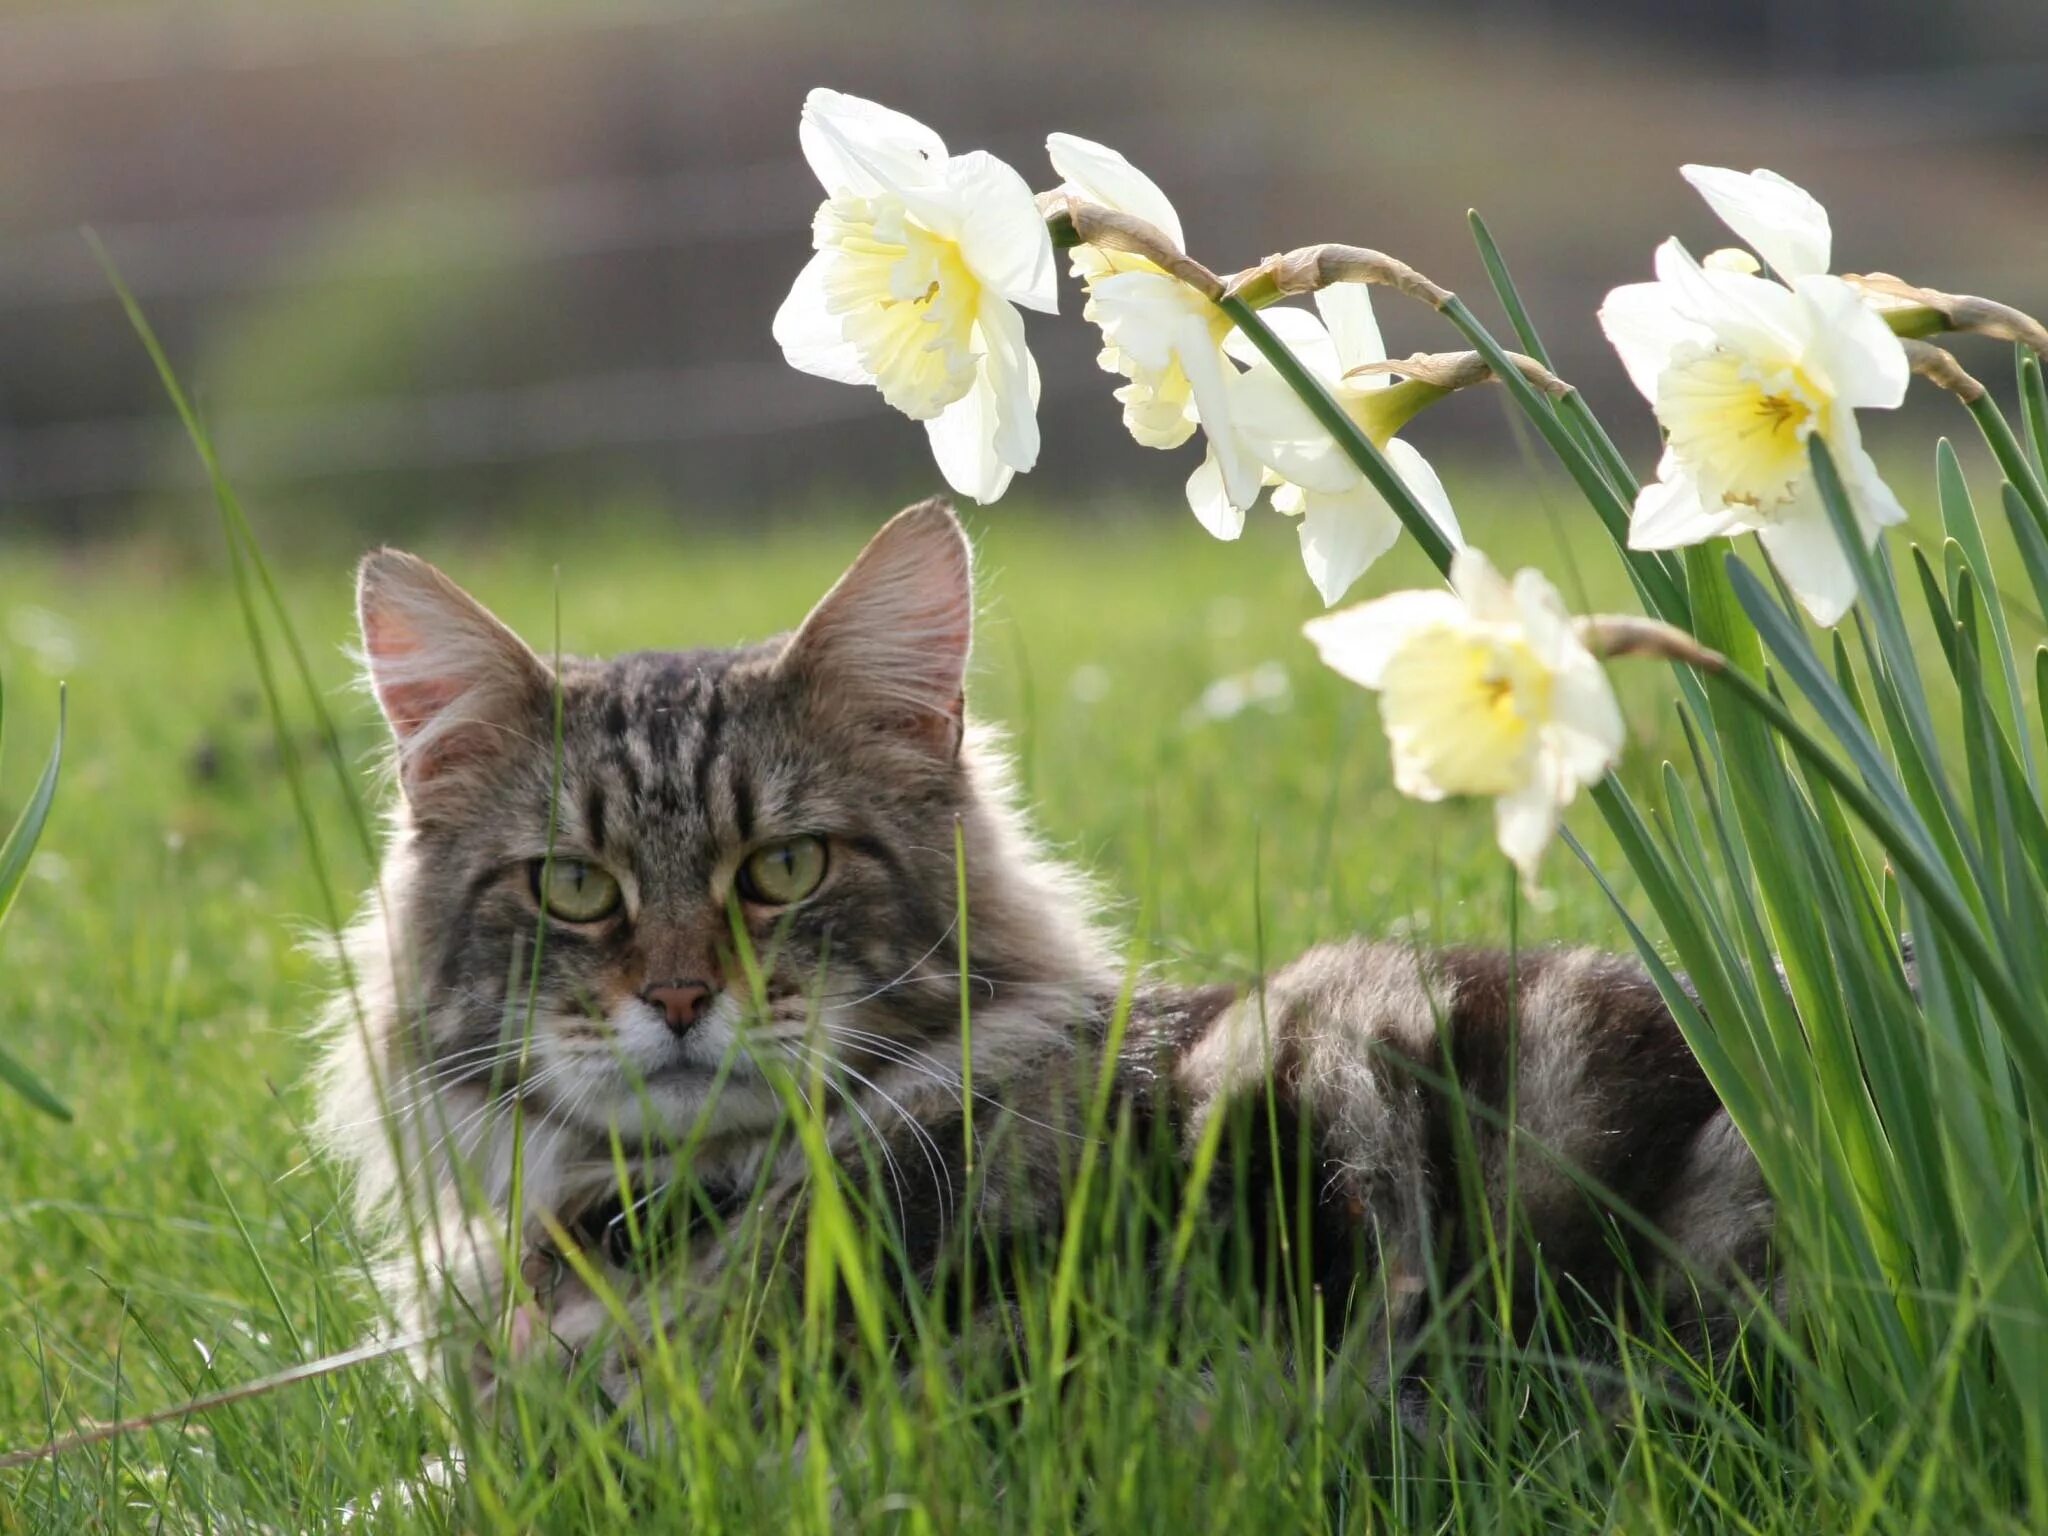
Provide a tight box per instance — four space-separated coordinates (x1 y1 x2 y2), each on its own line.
316 502 1770 1418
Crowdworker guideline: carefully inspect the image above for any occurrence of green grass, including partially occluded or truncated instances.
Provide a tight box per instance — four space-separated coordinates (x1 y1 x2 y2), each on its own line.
0 494 2013 1532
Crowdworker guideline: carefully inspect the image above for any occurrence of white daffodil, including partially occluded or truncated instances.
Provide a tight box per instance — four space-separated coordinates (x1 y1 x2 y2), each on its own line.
1225 284 1464 605
1045 132 1266 536
1598 237 1909 626
773 89 1056 504
1304 549 1624 895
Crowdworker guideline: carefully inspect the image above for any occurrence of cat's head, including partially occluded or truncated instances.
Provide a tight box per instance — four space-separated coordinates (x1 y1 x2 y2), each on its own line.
349 501 1107 1169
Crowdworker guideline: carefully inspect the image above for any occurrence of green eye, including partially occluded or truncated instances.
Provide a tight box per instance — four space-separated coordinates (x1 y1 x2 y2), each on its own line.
737 836 829 906
532 858 623 923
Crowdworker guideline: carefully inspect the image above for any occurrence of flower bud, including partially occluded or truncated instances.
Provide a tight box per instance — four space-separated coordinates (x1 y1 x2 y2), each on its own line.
1702 247 1762 275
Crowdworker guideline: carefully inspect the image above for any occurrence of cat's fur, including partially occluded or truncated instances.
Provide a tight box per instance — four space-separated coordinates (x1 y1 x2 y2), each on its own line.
315 500 1771 1415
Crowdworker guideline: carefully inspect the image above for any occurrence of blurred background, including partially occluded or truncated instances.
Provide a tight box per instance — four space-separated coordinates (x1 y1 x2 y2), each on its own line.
2 0 2045 545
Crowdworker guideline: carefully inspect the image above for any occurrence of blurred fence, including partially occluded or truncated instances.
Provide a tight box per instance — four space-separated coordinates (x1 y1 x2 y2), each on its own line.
2 0 2044 535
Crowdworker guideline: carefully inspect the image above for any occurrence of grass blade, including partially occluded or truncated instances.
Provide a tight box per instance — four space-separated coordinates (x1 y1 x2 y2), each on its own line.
0 682 69 1120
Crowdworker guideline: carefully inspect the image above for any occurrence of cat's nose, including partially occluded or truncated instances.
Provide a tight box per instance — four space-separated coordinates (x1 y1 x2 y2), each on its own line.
642 981 713 1034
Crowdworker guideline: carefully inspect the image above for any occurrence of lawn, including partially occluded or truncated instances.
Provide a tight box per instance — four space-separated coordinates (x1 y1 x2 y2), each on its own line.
0 488 2004 1532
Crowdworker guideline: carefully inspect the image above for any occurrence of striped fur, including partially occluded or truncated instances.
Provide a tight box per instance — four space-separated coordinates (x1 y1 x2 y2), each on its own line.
314 502 1772 1416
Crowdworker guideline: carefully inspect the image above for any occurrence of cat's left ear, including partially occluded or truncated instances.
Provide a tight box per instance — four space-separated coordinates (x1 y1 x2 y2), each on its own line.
778 498 973 758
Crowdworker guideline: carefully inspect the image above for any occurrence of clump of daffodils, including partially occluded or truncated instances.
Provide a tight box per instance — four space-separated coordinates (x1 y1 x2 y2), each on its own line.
773 89 1056 504
770 93 2040 895
1304 551 1625 896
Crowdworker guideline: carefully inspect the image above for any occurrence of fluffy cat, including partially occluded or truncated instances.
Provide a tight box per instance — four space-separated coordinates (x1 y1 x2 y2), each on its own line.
315 500 1771 1418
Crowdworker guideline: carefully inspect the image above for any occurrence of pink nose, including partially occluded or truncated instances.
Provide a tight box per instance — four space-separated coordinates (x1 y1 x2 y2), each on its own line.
642 981 713 1034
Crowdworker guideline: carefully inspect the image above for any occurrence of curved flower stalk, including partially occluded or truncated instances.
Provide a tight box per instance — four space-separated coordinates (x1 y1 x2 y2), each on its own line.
1044 133 1268 538
1227 284 1465 605
1303 550 1624 897
773 90 1057 504
1598 237 1909 626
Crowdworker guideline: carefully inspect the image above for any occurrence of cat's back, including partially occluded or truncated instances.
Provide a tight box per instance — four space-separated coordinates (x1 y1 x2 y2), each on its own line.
1154 940 1770 1345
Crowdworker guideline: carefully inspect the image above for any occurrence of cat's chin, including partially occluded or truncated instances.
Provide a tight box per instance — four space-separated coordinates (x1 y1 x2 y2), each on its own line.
534 1035 784 1145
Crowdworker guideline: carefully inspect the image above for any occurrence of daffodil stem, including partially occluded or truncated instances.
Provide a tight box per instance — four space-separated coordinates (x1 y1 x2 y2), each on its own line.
1218 293 1458 577
1697 656 2040 1077
1964 389 2048 540
2020 350 2048 476
1467 210 1640 503
1435 295 1690 627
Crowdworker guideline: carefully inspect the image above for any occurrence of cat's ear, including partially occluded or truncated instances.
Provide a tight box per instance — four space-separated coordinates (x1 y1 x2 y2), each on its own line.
356 549 550 800
778 498 973 757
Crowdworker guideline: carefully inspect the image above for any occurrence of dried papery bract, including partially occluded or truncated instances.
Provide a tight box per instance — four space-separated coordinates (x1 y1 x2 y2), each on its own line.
1036 190 1223 299
1344 349 1570 399
1849 272 2048 361
1899 339 1987 405
1574 615 1726 671
1224 243 1455 314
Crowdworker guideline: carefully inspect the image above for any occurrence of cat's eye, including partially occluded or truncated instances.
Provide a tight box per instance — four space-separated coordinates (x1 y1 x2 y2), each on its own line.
737 836 828 906
532 858 623 923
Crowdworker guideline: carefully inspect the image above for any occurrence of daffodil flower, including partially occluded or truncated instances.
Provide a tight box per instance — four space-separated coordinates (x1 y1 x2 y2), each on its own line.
773 90 1056 504
1044 133 1266 536
1598 237 1908 626
1226 284 1464 605
1304 549 1624 895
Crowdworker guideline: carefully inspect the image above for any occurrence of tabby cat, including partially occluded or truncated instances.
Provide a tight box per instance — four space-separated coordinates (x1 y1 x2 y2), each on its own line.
315 500 1772 1417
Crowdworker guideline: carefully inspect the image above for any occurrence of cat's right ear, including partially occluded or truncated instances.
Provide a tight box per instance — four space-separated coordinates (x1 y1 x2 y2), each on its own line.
356 549 549 802
777 498 974 758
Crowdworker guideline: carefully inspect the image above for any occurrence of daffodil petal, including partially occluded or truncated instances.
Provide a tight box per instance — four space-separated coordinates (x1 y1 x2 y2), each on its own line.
1303 590 1468 689
1840 437 1910 537
1656 239 1809 361
1681 164 1832 282
799 89 948 199
771 249 873 386
977 293 1040 475
1231 365 1354 493
1543 646 1627 785
1384 437 1464 551
1296 481 1403 606
1494 779 1560 894
938 150 1057 315
1242 304 1342 381
925 372 1013 504
1598 279 1708 403
1044 133 1185 251
1627 460 1747 550
1448 547 1518 624
1794 274 1909 410
1177 321 1263 510
1754 508 1860 627
1507 566 1577 667
1314 283 1387 376
1088 270 1197 370
1186 448 1247 541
